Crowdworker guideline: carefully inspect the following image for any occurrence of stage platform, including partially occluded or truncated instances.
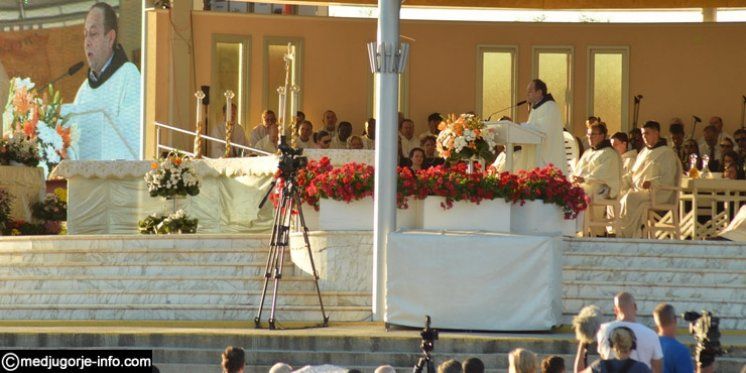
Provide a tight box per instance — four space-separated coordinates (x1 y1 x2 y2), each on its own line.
1 321 744 373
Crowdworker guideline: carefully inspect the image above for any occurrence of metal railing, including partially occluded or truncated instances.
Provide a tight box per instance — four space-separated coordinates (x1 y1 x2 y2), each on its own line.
154 121 272 158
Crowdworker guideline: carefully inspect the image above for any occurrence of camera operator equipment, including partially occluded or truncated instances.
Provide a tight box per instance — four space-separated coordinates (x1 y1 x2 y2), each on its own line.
683 311 725 370
413 316 439 373
254 136 329 330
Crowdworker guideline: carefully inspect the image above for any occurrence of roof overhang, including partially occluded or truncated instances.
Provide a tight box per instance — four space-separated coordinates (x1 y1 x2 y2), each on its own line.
235 0 746 9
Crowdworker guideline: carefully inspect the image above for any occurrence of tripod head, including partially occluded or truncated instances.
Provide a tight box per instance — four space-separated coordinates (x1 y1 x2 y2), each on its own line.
413 316 439 373
258 136 308 209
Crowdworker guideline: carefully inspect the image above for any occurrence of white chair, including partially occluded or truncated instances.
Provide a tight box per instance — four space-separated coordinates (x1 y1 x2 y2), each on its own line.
644 162 683 240
583 195 622 237
563 131 580 174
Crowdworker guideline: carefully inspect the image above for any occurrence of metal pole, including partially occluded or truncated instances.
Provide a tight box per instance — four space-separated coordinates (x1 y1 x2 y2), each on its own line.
140 0 149 159
372 0 400 322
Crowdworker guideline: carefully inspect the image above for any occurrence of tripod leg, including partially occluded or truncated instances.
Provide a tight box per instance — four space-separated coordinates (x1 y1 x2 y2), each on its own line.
294 193 329 327
254 188 285 328
268 192 293 330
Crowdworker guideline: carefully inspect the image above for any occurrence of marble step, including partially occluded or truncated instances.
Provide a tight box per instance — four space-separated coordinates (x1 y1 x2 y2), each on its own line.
565 238 746 256
563 280 746 301
563 251 746 270
0 262 298 277
0 248 279 264
563 266 744 285
0 236 272 251
0 275 322 292
0 304 372 321
0 290 370 307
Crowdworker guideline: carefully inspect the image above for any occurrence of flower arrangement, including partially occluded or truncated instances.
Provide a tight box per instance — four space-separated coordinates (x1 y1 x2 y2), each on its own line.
510 165 589 219
2 77 77 171
32 188 67 221
436 113 499 163
309 162 375 205
3 135 40 166
138 209 198 234
144 151 200 198
417 162 518 209
2 220 48 236
0 188 12 231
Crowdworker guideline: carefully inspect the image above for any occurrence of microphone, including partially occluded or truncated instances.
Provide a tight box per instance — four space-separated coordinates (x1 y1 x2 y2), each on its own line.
37 61 85 92
693 115 702 123
634 94 643 103
485 100 527 122
742 95 746 103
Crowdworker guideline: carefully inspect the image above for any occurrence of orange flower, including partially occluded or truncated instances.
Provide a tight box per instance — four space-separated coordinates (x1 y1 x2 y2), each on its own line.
56 124 72 149
12 87 32 116
150 162 158 169
172 157 182 166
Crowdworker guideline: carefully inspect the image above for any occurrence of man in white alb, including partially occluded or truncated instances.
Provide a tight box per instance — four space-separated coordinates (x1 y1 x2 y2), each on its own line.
522 79 567 175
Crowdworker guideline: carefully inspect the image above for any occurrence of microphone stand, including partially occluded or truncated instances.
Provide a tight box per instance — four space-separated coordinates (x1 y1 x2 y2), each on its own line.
740 95 745 130
632 95 642 129
485 101 527 122
690 116 702 140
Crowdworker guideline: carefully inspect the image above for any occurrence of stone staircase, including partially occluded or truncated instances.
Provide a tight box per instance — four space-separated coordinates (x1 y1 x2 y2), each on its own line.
1 325 744 373
0 235 372 322
562 238 746 331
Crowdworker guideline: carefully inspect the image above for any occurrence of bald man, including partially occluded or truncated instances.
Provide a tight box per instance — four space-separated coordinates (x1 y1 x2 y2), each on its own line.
596 292 664 373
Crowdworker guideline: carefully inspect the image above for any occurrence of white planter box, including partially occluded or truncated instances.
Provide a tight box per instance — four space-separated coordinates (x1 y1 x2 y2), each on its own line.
302 198 419 231
421 196 510 232
510 200 576 236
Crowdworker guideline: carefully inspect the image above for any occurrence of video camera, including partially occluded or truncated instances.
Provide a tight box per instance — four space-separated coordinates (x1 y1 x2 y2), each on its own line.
413 316 439 373
276 136 308 179
683 310 725 368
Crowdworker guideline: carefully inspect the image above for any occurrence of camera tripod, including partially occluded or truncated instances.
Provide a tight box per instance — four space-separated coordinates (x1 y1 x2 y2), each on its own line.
254 142 329 330
413 316 438 373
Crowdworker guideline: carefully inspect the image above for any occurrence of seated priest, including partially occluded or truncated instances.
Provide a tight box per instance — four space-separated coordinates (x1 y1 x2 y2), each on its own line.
65 3 141 160
572 122 622 235
208 104 248 158
610 132 637 194
618 121 681 238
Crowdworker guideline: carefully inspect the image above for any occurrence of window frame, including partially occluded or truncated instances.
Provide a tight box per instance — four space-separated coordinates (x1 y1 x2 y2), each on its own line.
587 45 630 132
476 45 518 121
532 45 574 128
210 34 251 127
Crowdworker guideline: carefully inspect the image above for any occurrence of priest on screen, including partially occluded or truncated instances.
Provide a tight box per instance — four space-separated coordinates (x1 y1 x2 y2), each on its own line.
572 122 622 236
63 3 141 160
618 121 682 238
523 79 568 175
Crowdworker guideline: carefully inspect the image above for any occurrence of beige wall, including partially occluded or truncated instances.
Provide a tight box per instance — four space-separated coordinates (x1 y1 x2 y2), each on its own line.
150 11 746 155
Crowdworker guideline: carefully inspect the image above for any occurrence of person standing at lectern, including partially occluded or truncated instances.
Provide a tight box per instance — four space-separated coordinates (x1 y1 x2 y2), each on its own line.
66 3 141 160
523 79 567 174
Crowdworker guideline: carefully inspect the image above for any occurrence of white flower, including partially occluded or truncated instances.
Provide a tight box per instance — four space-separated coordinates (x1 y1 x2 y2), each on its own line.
12 77 35 91
37 122 63 151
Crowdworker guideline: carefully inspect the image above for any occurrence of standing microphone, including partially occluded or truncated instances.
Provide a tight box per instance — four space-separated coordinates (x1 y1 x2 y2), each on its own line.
485 100 527 122
690 115 702 140
740 95 746 129
37 61 85 92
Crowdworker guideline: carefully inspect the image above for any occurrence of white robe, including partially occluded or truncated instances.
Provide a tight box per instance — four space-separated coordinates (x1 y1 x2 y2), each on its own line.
362 136 375 150
255 135 278 154
293 136 315 150
573 144 622 235
65 62 141 160
619 149 638 193
618 144 681 238
399 133 420 158
208 121 248 158
719 205 746 241
524 99 567 174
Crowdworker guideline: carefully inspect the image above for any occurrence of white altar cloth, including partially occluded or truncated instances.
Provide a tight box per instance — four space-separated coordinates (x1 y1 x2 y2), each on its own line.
51 158 279 234
386 230 562 331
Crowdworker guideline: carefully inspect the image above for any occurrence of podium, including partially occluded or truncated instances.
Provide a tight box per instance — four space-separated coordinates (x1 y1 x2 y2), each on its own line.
485 120 545 172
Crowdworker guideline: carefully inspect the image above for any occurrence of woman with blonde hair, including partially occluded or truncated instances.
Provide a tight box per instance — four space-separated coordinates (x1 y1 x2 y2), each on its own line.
221 346 245 373
509 348 538 373
582 327 651 373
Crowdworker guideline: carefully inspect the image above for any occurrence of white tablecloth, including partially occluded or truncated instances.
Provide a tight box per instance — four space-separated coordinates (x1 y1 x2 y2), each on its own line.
386 230 563 331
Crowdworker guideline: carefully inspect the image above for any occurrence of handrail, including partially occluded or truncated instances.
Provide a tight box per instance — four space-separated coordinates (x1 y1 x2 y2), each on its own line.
154 121 272 157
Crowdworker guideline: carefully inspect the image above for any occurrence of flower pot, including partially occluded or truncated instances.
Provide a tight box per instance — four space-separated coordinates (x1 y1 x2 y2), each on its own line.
421 196 510 232
510 200 576 236
302 198 419 231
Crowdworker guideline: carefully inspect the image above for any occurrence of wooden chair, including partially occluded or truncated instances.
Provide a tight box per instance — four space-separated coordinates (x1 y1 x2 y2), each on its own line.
644 163 683 239
583 194 621 237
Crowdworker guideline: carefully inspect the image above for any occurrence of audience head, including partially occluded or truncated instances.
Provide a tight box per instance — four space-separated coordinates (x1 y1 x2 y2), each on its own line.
400 119 415 139
428 112 443 133
508 348 538 373
609 326 637 359
409 147 426 169
725 163 740 180
347 135 364 150
438 359 462 373
338 121 352 141
585 116 601 127
269 363 293 373
85 2 118 74
709 116 724 132
586 122 608 147
221 346 245 373
398 112 405 127
653 302 678 337
462 357 485 373
540 355 565 373
703 124 718 144
295 111 306 124
684 138 700 156
610 132 629 155
299 120 313 141
722 149 738 168
628 128 644 152
669 122 685 147
613 291 637 321
261 110 277 127
720 137 735 154
572 304 603 345
316 130 332 149
735 129 746 151
267 122 279 143
374 365 396 373
641 121 661 148
365 118 376 139
526 79 548 105
322 110 338 131
421 135 437 158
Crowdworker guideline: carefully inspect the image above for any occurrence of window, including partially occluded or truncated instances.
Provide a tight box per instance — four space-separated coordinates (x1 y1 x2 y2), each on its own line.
263 37 303 125
211 35 250 128
533 47 573 128
588 47 629 135
477 46 517 120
